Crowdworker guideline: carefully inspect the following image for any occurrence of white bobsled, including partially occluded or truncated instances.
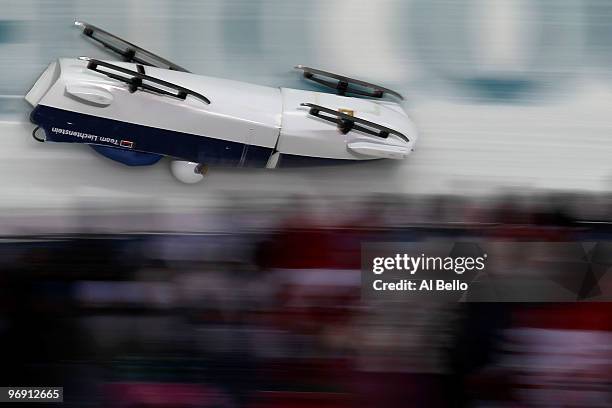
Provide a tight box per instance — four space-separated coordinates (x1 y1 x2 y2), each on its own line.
26 22 418 183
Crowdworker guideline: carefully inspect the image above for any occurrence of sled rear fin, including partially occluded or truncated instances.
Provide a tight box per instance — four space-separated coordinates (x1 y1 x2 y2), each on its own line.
75 21 190 72
295 65 404 100
301 103 408 142
82 58 210 104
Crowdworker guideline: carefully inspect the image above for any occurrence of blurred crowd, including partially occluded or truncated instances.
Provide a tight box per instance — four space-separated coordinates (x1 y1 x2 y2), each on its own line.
1 192 612 407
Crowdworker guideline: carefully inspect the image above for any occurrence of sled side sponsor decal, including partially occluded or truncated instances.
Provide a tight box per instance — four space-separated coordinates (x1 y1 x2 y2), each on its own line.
50 127 133 149
51 127 99 142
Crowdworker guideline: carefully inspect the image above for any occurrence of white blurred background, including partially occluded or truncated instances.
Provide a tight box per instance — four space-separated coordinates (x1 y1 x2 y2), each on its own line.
0 0 611 215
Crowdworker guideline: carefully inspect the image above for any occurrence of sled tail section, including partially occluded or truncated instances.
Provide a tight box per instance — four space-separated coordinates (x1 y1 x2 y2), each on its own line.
81 58 211 104
300 103 409 142
25 61 61 107
75 21 190 72
295 65 404 100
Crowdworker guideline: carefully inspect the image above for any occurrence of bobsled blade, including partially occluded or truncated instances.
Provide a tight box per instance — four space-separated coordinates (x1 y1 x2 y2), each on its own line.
75 21 190 72
295 65 404 100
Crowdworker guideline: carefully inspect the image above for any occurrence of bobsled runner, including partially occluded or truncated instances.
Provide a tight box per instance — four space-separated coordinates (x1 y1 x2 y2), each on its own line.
26 21 418 183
